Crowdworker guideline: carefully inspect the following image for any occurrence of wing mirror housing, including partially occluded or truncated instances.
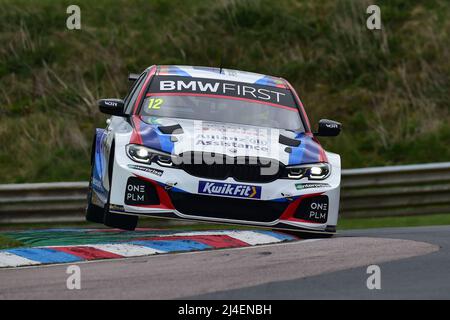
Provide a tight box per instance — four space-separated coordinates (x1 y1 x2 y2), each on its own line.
128 73 140 82
314 119 341 137
98 99 125 116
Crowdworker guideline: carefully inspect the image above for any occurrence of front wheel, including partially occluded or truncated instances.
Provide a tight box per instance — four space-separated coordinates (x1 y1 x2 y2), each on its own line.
104 205 138 231
102 143 138 231
276 229 335 239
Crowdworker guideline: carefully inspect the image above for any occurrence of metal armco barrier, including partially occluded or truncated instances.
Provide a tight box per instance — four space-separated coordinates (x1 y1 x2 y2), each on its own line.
341 162 450 218
0 182 88 223
1 162 450 223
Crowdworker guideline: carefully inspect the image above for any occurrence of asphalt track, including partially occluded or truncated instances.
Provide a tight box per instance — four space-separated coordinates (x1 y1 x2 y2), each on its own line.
0 225 449 299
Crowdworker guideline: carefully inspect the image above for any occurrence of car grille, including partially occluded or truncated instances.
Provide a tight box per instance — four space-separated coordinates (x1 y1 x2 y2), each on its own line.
177 152 283 183
169 191 289 223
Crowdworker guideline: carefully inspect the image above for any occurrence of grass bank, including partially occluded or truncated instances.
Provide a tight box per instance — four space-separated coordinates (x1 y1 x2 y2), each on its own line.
0 0 449 183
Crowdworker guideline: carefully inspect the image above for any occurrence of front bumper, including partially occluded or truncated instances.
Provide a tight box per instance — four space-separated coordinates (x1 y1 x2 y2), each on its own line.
108 152 341 233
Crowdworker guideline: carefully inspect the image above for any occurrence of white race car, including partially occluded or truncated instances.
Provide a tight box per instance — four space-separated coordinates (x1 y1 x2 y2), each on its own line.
86 65 342 236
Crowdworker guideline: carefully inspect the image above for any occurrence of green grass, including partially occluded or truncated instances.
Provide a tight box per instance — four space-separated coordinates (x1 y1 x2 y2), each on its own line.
0 217 254 232
0 235 23 249
0 0 449 183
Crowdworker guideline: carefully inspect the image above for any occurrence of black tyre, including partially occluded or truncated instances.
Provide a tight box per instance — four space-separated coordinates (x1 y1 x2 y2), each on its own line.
103 143 138 231
104 203 138 231
276 229 335 239
85 177 105 224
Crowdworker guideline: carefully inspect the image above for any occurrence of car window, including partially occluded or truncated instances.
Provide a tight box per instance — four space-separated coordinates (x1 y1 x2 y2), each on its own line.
140 95 304 131
124 72 147 114
140 75 304 131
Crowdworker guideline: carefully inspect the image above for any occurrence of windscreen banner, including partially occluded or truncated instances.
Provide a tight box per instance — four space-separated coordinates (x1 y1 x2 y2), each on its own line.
148 76 296 108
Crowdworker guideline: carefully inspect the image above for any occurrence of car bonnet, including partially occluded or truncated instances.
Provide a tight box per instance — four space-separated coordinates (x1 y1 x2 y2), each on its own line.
130 116 327 166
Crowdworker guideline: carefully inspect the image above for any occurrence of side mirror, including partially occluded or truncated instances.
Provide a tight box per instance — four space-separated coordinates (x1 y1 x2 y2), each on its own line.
98 99 125 116
315 119 341 137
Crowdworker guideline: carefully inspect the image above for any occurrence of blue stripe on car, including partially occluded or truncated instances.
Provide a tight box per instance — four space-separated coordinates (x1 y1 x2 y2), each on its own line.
92 129 108 199
288 140 306 165
137 121 175 154
155 127 175 154
254 75 283 87
163 66 191 77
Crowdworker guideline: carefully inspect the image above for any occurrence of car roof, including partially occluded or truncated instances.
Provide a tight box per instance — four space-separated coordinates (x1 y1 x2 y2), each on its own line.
151 65 289 89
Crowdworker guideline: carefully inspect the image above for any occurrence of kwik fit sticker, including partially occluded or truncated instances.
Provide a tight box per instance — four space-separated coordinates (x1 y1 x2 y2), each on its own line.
198 181 261 199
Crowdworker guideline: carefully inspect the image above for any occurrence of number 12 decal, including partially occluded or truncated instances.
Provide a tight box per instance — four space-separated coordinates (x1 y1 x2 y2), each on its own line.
147 98 163 110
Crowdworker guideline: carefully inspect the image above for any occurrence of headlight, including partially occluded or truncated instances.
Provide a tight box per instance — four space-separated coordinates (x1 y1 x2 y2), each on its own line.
126 144 174 167
283 163 331 180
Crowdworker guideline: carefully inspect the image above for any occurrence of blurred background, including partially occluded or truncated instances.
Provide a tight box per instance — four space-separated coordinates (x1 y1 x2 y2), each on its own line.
1 0 449 183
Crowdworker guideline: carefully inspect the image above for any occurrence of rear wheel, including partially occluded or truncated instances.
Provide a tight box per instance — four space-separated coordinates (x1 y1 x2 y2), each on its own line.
85 142 104 224
103 143 138 231
85 174 105 224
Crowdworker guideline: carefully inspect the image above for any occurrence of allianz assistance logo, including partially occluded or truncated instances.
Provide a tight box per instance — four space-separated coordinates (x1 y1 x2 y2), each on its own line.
198 181 261 199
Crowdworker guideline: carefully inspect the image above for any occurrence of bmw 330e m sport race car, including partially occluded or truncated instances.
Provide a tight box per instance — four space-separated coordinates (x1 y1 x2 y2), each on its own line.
86 65 342 236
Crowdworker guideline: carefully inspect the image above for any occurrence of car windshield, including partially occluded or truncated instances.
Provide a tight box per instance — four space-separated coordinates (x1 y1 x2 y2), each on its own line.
140 95 303 131
140 76 304 132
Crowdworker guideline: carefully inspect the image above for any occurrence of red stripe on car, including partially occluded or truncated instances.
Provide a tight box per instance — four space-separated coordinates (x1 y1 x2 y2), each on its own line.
279 192 324 222
130 116 143 145
283 79 311 132
130 174 176 210
132 65 157 114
